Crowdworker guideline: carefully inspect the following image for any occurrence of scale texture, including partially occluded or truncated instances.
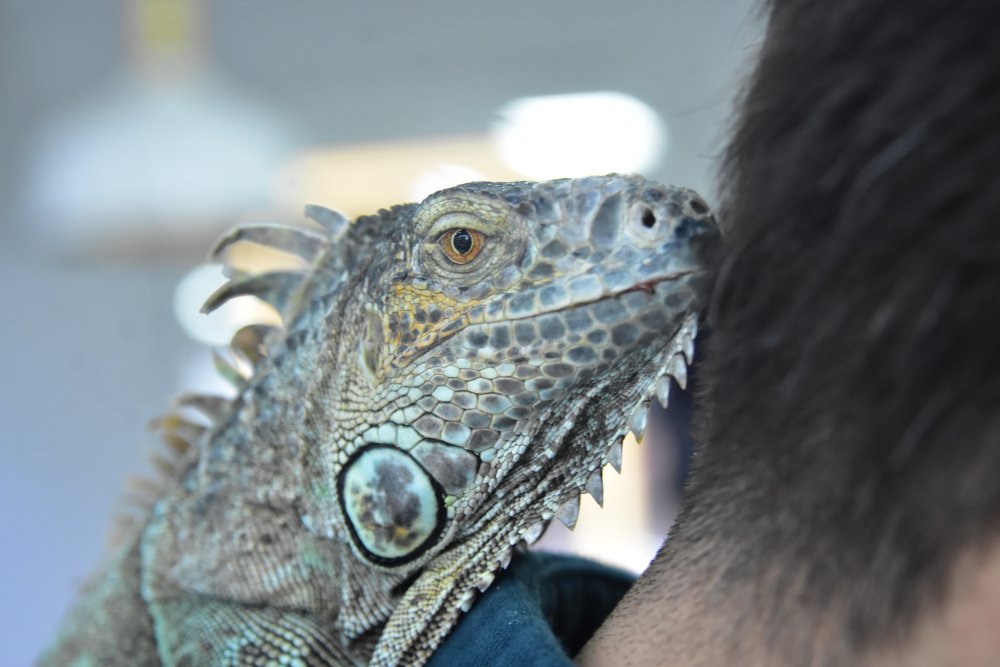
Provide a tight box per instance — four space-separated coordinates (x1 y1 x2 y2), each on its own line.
41 174 719 666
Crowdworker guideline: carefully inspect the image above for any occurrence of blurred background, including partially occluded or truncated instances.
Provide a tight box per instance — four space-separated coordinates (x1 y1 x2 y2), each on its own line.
0 0 760 662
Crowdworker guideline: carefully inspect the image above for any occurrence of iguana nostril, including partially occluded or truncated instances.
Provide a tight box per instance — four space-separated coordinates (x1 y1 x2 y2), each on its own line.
641 208 657 229
689 198 709 214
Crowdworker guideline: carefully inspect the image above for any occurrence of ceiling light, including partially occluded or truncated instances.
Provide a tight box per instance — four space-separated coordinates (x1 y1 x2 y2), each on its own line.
492 92 667 180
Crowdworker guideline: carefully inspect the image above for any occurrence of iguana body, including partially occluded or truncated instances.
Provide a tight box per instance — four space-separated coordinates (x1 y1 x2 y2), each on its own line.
41 174 719 666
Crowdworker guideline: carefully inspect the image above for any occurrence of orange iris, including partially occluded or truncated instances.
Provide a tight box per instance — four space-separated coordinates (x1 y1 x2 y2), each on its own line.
440 228 485 264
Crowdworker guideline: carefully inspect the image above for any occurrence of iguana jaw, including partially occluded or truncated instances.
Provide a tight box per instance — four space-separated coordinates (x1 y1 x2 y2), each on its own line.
425 311 699 625
508 308 698 515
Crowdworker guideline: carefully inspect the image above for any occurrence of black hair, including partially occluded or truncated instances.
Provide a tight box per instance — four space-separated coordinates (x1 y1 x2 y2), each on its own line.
666 0 1000 660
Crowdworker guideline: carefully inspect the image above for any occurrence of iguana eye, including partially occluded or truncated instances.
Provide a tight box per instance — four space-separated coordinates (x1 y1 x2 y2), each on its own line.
440 228 485 264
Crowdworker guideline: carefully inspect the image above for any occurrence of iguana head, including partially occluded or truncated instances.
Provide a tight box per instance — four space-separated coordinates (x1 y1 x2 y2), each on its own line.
249 174 719 570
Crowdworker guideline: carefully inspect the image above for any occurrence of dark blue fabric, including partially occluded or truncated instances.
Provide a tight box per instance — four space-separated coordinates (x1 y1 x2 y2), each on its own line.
428 551 634 666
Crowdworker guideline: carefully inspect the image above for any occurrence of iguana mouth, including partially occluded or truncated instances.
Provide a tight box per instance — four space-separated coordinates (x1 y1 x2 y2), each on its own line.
617 268 700 297
551 267 703 322
482 267 703 326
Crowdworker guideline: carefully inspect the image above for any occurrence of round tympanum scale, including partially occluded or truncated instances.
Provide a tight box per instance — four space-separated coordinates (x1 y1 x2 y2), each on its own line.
338 445 446 566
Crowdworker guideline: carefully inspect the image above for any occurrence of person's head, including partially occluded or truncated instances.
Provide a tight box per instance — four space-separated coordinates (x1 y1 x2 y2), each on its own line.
583 0 1000 664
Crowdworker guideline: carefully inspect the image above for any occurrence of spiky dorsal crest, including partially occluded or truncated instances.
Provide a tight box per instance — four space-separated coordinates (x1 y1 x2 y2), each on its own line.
110 205 357 545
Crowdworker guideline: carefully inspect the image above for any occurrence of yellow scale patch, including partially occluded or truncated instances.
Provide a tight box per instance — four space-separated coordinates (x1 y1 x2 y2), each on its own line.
380 284 488 372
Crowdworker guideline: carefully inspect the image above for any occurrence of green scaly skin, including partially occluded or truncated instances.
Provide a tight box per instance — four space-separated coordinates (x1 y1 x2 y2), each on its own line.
40 174 720 666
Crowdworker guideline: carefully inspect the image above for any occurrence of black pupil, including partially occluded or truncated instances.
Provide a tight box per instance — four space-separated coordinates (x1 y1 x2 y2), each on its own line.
452 229 473 254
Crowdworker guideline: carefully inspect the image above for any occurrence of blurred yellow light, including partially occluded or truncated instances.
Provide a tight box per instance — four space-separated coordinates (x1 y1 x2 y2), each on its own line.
274 135 520 218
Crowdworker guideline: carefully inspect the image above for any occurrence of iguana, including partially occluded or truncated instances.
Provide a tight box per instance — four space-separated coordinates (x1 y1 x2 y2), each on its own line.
41 174 719 666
